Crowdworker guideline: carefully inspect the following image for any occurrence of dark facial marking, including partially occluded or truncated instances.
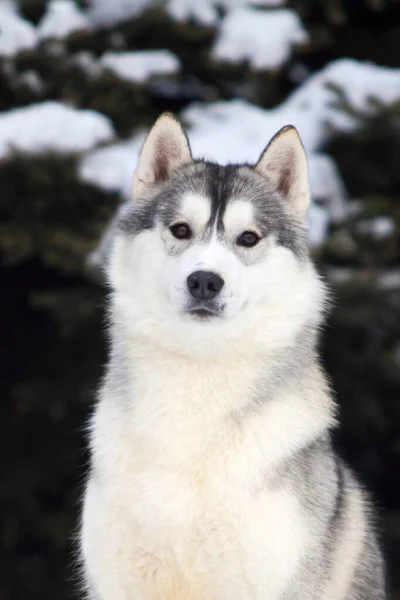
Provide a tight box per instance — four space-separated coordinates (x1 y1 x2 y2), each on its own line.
118 160 308 258
203 163 239 232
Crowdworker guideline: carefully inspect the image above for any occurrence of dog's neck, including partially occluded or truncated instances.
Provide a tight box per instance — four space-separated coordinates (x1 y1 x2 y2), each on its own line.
105 311 331 419
101 314 335 476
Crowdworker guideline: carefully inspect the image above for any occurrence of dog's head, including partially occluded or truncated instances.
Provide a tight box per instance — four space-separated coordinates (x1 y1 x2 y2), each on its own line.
109 113 326 356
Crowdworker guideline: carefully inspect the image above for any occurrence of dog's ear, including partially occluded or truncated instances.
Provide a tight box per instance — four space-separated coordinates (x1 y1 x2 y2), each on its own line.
133 113 192 198
255 125 309 219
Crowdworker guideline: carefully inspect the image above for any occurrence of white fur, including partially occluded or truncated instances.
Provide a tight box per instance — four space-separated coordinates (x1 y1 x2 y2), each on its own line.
81 119 354 600
178 193 212 230
82 223 335 599
83 349 334 600
108 214 325 358
223 198 256 235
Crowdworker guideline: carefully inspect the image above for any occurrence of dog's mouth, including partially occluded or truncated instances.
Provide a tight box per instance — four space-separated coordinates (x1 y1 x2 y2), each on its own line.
186 304 223 321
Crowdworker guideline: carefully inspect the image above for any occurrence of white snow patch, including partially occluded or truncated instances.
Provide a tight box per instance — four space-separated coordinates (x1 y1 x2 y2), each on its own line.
357 216 396 239
183 58 400 154
79 133 146 197
99 50 181 84
86 0 286 28
37 0 91 41
182 99 277 164
82 59 400 252
167 0 286 26
212 8 308 70
307 152 347 222
0 102 115 159
86 0 151 27
0 5 37 57
306 204 331 249
1 0 18 14
278 59 400 149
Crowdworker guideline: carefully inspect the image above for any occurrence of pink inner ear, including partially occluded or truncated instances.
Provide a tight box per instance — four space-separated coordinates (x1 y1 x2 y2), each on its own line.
278 166 292 197
153 138 182 183
276 150 295 198
153 138 170 182
153 150 169 182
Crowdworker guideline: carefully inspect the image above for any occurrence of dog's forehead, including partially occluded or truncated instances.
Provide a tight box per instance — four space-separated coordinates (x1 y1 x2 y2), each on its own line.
174 162 266 227
218 199 254 231
179 193 254 231
179 193 211 228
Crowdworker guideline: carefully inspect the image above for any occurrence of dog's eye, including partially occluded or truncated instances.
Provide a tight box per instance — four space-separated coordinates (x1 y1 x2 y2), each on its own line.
170 223 192 240
236 231 261 248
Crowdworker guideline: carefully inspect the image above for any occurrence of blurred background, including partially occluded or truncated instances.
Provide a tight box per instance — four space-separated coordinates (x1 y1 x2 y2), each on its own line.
1 0 400 598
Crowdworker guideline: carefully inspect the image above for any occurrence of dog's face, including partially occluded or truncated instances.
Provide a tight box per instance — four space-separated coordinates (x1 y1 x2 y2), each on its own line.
109 114 325 356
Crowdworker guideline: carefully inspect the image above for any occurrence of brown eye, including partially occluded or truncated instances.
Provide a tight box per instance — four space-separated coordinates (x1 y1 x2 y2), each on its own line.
237 231 261 248
170 223 192 240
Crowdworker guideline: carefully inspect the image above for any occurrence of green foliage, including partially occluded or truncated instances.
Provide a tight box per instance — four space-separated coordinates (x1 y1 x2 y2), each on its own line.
0 153 120 274
18 0 48 24
2 3 400 600
326 101 400 197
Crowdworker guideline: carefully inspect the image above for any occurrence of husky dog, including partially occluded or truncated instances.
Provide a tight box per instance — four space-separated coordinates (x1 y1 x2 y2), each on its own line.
80 113 386 600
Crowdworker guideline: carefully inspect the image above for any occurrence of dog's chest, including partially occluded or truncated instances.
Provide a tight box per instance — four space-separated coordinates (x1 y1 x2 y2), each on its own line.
120 456 304 599
98 395 307 599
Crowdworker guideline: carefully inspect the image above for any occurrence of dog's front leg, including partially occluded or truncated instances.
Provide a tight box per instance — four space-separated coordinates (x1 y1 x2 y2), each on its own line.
80 478 149 600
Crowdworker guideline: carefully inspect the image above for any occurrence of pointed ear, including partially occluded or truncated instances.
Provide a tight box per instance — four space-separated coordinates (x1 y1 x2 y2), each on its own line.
133 112 192 198
255 125 310 219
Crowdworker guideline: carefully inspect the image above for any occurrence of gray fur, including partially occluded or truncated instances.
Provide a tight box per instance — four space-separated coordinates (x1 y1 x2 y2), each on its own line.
81 118 386 600
269 439 386 600
118 161 308 259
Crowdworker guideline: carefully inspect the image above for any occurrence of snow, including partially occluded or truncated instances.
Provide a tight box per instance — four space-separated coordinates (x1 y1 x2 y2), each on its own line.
0 102 115 159
166 0 286 26
99 50 181 84
37 0 91 41
81 57 400 252
306 205 330 249
79 133 146 198
0 5 37 57
357 216 396 239
1 0 18 14
212 8 308 70
86 0 151 27
182 58 400 154
86 0 286 28
307 152 347 222
278 59 400 149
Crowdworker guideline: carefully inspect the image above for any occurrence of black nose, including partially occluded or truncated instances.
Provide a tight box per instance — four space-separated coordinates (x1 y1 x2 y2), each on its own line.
187 270 224 301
